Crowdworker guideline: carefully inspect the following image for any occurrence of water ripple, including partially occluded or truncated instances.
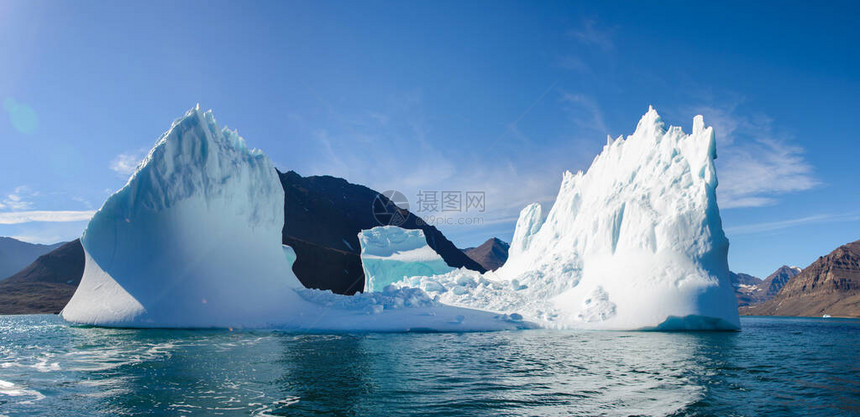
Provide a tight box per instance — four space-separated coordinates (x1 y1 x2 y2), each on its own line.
0 315 858 416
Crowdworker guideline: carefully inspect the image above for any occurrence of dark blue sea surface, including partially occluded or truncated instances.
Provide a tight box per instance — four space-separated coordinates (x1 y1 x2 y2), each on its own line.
0 315 857 416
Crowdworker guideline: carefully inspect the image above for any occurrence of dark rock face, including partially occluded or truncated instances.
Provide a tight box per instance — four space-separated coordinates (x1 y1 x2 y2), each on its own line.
283 237 366 295
279 170 485 294
0 237 64 281
730 272 762 287
730 271 763 307
760 265 802 298
741 240 860 317
463 238 510 271
0 240 84 314
731 266 802 307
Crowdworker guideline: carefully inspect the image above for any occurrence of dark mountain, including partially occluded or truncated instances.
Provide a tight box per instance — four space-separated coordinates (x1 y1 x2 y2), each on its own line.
730 271 762 287
463 238 509 271
741 240 860 317
729 271 763 307
279 170 484 294
732 266 801 307
759 265 802 298
0 240 84 314
0 237 64 281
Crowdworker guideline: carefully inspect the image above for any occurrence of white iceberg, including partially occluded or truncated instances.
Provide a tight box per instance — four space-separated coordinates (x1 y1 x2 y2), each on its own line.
60 106 526 332
393 107 741 331
359 226 455 292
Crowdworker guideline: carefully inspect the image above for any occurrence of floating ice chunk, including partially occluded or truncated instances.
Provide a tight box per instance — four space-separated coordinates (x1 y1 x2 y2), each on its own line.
576 286 616 323
359 226 455 292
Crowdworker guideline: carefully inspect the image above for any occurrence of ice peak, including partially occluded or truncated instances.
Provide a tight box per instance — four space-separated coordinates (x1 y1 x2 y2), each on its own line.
183 103 207 120
693 115 705 135
169 105 211 134
509 202 543 257
634 106 665 136
159 105 256 158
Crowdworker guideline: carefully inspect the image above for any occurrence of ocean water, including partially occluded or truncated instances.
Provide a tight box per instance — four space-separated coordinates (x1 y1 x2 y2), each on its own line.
0 315 857 416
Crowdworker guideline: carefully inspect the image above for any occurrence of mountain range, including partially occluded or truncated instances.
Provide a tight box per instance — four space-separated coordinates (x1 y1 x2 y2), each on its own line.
741 240 860 317
0 237 64 280
732 266 802 307
0 240 83 314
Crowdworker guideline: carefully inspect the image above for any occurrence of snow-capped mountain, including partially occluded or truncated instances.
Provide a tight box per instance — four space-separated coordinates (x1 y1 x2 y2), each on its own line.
760 265 803 298
733 265 801 307
731 271 763 306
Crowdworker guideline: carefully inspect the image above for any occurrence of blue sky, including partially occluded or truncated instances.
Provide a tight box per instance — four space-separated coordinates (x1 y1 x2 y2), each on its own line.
0 0 858 277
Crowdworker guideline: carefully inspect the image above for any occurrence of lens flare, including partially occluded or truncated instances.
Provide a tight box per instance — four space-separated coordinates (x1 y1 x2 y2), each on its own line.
3 98 39 134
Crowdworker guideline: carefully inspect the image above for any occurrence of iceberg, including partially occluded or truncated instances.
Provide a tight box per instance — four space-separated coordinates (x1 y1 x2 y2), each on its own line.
359 226 455 292
394 107 741 330
60 106 526 331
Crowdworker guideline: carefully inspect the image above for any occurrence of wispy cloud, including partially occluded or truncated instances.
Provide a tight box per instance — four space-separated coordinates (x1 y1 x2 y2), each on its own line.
304 89 457 193
298 88 572 245
368 111 389 126
9 234 66 245
557 19 615 76
490 81 558 149
0 210 96 225
557 55 590 73
566 19 615 51
561 92 608 134
110 149 147 176
718 139 817 208
725 212 860 235
1 186 37 211
691 103 818 209
70 195 93 209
